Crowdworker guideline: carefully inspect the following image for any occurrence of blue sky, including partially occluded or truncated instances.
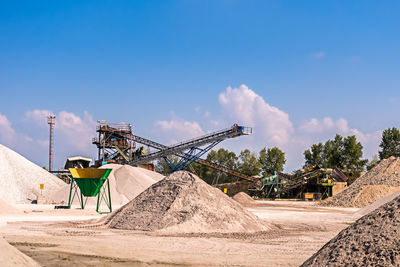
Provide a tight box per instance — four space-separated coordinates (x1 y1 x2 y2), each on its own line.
0 1 399 171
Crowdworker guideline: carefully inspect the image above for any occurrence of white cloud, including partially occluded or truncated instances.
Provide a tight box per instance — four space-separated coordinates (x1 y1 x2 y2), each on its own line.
25 109 54 127
154 118 205 145
56 111 96 153
299 117 348 134
0 113 16 143
219 84 293 146
311 51 326 59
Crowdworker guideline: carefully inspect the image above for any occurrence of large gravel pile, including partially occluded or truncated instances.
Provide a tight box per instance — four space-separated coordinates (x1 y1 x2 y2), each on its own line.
0 144 64 204
323 156 400 208
52 164 164 206
102 171 270 233
301 194 400 267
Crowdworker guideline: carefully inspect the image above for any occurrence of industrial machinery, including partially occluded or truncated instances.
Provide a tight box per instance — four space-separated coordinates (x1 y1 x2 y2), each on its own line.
248 166 347 200
92 121 253 175
68 168 113 214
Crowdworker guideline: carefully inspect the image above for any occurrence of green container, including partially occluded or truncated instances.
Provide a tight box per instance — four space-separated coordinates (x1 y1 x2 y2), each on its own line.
74 178 107 197
68 168 113 213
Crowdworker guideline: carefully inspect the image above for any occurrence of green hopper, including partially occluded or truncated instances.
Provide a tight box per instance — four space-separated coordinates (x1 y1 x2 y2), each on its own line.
68 168 113 214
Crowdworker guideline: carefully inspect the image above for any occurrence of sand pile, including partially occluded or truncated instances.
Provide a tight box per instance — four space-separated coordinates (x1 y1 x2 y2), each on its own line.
102 171 270 233
52 164 164 206
0 144 64 204
0 237 40 266
301 194 400 267
233 192 255 206
323 156 400 208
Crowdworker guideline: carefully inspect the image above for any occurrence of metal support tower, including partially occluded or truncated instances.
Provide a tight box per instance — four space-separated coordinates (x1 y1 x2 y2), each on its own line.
47 115 56 172
92 121 254 178
92 122 135 166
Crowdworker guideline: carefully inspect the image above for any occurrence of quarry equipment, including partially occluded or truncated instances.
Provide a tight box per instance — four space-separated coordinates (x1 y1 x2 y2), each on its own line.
93 122 253 176
248 167 347 199
68 168 112 214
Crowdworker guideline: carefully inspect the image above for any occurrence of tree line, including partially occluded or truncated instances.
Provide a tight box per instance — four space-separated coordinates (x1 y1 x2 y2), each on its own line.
155 127 400 185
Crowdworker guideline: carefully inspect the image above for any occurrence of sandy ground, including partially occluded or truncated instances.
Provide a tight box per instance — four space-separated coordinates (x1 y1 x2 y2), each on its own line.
0 200 359 267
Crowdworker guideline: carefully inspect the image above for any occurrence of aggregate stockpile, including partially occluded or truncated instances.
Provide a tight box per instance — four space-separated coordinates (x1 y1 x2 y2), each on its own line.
324 156 400 208
233 192 256 206
52 164 164 206
0 144 64 204
301 195 400 267
102 171 270 233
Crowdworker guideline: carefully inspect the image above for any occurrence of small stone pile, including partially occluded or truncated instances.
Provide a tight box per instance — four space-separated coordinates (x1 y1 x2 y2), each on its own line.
102 171 270 233
233 192 255 206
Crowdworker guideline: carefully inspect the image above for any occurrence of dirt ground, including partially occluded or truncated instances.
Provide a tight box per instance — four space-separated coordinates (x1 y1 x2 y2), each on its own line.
0 201 359 267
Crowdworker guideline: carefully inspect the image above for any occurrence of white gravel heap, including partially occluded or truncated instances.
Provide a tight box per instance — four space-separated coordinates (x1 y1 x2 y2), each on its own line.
0 144 65 204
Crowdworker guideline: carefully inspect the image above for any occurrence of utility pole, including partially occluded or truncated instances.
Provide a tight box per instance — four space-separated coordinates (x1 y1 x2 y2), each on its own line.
47 115 56 172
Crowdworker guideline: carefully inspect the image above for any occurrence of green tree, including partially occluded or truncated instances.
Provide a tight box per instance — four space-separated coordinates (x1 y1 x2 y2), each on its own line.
342 135 367 170
303 134 366 170
259 147 286 176
379 127 400 160
238 149 261 176
304 143 324 167
323 134 344 168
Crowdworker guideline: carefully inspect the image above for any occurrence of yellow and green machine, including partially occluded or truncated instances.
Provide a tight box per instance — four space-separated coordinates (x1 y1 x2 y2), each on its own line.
68 168 113 214
248 166 347 199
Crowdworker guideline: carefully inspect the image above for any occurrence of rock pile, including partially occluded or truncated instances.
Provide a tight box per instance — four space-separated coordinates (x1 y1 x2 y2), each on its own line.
323 156 400 208
102 171 270 233
301 194 400 267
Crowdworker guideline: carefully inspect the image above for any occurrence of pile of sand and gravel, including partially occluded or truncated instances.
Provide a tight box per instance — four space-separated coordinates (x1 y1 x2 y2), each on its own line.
0 237 40 267
52 164 164 207
0 144 65 204
323 156 400 208
301 193 400 267
232 192 256 206
101 171 270 233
